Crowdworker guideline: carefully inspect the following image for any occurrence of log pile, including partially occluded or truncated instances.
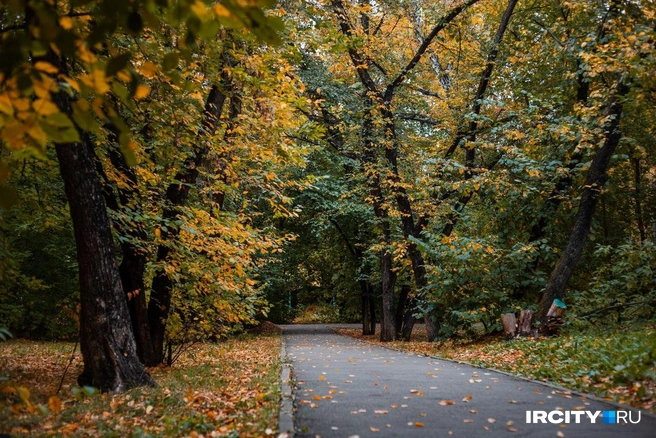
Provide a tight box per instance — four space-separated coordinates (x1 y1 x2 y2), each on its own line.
500 299 566 339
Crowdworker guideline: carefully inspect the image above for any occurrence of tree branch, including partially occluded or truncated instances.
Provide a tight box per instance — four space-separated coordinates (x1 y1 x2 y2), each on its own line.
384 0 482 101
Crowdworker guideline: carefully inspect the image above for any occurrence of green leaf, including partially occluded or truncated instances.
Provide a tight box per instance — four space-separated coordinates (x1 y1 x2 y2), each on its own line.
162 53 179 71
106 53 132 77
0 185 18 210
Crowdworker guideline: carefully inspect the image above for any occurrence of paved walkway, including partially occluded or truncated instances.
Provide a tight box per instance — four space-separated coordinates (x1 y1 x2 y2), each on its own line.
282 324 655 437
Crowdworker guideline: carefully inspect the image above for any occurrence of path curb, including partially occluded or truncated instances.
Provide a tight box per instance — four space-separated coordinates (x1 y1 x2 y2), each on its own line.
278 335 294 438
330 326 655 419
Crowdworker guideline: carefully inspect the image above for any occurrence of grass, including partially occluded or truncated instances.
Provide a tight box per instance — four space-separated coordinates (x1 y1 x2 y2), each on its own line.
0 333 281 437
335 323 656 411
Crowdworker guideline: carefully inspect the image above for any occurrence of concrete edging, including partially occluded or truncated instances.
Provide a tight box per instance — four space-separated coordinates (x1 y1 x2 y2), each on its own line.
329 326 656 419
278 334 294 437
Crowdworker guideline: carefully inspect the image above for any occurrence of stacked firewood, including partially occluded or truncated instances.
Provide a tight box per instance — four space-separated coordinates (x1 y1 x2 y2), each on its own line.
500 299 566 339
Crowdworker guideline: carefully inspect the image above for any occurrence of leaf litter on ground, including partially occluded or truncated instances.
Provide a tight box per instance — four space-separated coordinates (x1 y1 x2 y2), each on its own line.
0 333 281 436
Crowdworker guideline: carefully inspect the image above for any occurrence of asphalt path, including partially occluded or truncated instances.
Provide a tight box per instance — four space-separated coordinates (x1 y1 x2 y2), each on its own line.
281 324 655 438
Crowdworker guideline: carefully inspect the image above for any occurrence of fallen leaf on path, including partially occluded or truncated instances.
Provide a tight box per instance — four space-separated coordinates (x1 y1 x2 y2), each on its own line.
464 419 474 423
508 427 518 432
370 426 380 432
439 400 455 406
414 422 424 427
374 410 388 414
488 418 496 423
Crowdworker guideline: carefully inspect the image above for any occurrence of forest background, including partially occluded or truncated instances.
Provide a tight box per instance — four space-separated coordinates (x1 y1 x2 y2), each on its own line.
0 0 655 406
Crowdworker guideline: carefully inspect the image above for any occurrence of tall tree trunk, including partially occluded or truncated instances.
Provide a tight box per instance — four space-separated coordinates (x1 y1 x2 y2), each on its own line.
527 57 591 247
56 129 155 391
360 280 374 335
633 158 646 243
29 4 155 390
210 70 241 212
99 132 158 366
395 285 410 337
368 283 376 334
120 244 156 364
536 83 629 324
147 85 228 363
379 251 397 341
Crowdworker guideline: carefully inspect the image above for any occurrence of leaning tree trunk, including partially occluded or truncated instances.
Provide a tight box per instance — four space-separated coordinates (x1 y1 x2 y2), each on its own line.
147 85 228 363
536 83 629 325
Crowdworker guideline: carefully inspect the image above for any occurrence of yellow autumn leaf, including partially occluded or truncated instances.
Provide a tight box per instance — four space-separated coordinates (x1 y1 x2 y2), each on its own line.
34 61 59 74
0 93 13 115
140 62 158 78
61 76 80 93
59 16 73 30
27 124 47 147
214 4 232 17
17 386 30 404
135 84 150 100
13 98 30 112
33 99 59 116
92 69 111 94
48 396 62 413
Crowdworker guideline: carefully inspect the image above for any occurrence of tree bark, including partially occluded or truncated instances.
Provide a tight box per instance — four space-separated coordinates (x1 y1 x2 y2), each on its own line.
368 283 376 334
517 310 534 337
147 85 228 363
501 313 517 339
28 4 155 390
633 158 646 243
56 131 155 391
395 284 410 337
379 250 397 341
360 280 374 335
98 131 158 366
536 83 630 324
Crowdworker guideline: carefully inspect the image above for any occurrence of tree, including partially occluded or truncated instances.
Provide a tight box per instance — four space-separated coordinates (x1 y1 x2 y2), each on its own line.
1 0 282 390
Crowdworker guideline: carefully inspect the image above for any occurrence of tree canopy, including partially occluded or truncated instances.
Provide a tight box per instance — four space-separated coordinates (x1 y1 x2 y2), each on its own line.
1 0 655 390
